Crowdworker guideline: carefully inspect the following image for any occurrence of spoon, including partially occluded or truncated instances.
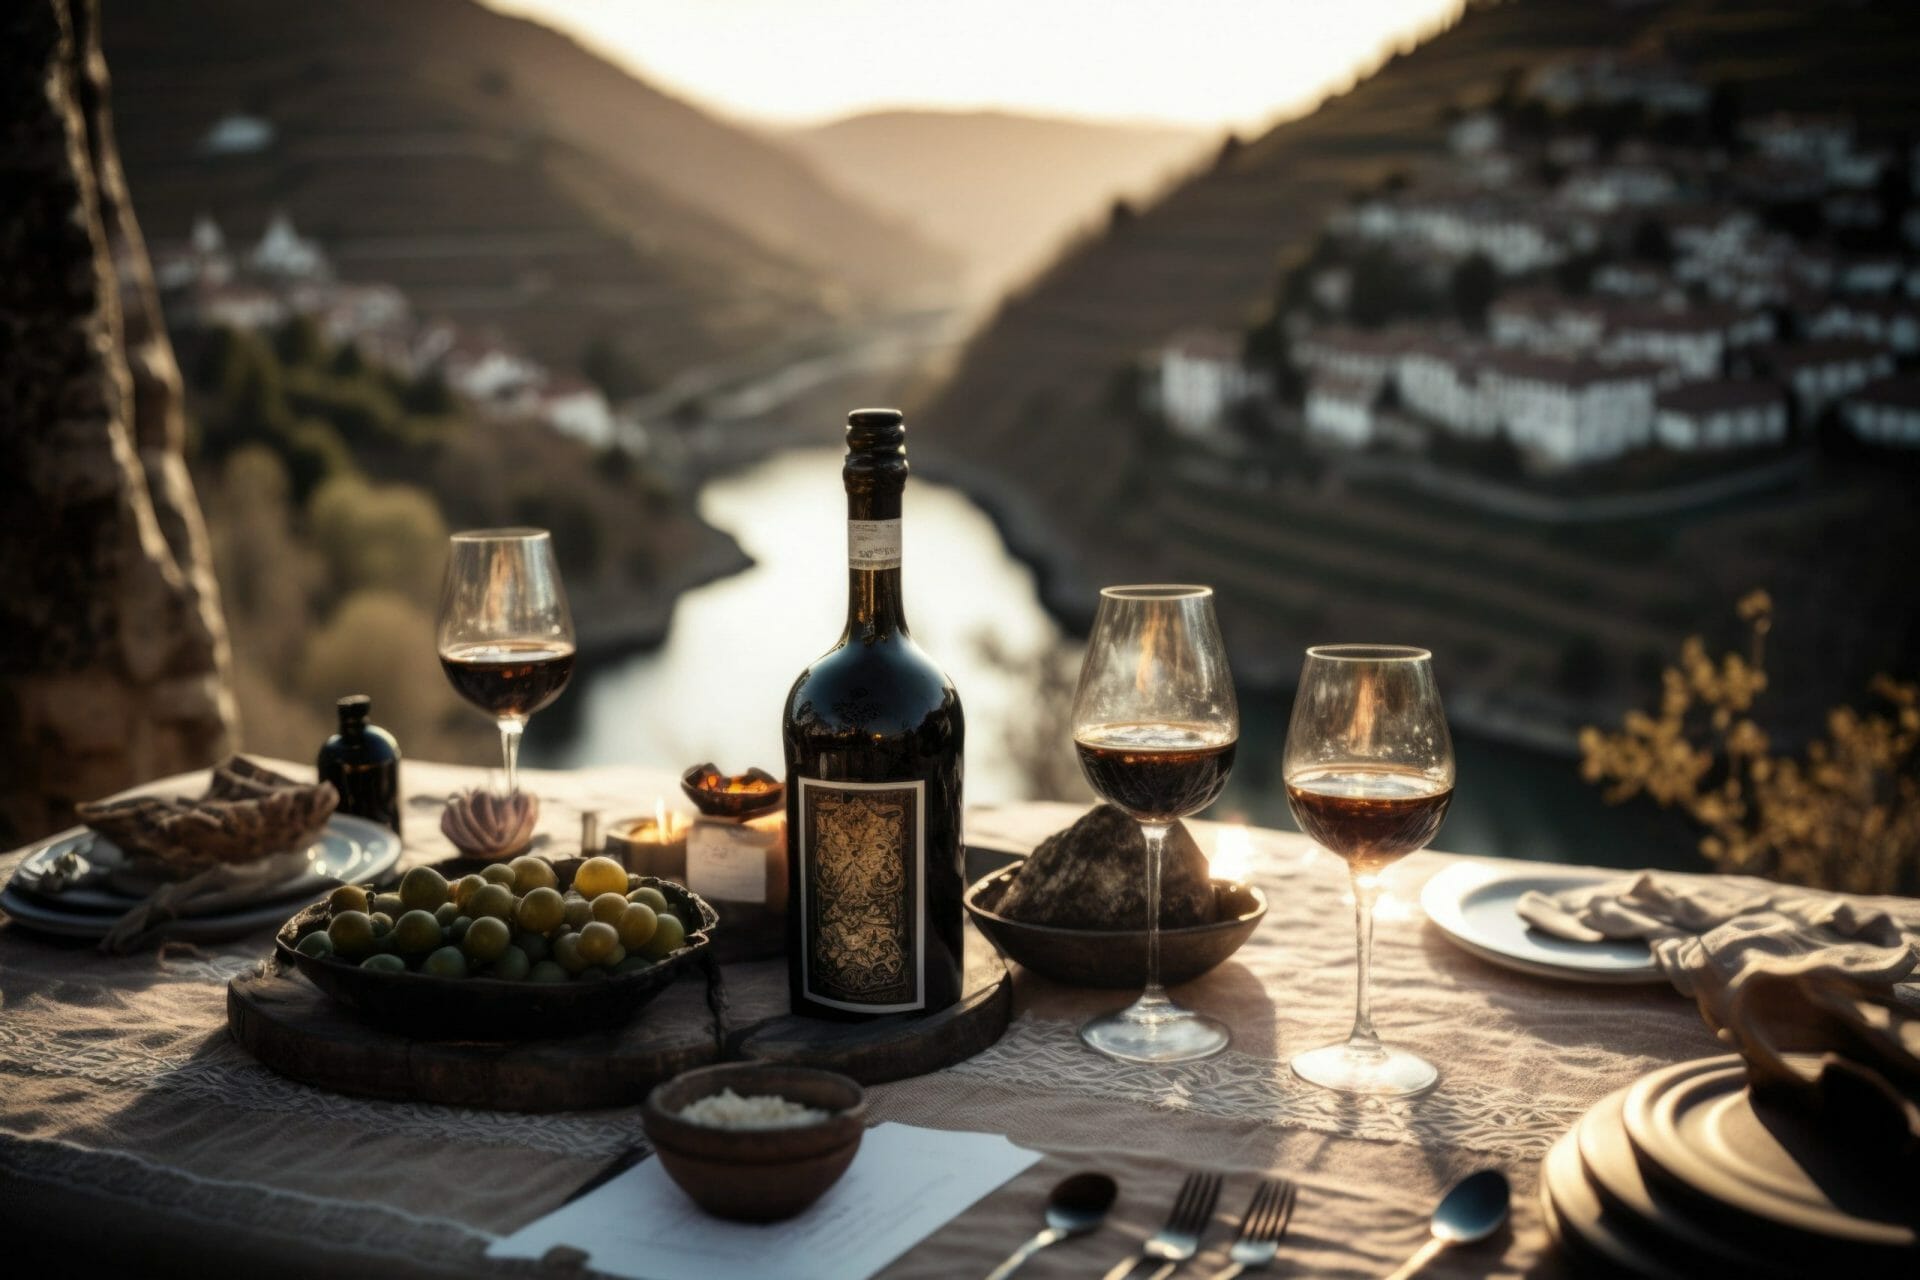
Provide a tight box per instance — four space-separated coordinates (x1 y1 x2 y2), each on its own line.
1381 1169 1510 1280
983 1171 1119 1280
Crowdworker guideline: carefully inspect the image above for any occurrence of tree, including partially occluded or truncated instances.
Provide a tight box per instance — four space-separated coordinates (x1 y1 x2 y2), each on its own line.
1449 253 1499 330
1629 217 1674 266
0 0 235 841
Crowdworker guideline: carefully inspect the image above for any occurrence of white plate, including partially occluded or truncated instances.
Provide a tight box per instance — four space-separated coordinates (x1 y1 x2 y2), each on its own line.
1419 861 1663 984
0 815 401 942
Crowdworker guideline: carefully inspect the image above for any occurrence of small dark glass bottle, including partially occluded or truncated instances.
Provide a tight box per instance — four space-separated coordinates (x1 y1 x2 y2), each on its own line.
318 695 402 837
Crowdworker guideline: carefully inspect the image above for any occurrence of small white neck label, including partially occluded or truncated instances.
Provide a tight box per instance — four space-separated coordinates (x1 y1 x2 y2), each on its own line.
848 519 901 570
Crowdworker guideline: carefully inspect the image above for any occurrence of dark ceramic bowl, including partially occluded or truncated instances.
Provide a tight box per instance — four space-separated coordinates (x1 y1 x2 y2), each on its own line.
275 862 719 1040
964 866 1266 988
642 1063 866 1222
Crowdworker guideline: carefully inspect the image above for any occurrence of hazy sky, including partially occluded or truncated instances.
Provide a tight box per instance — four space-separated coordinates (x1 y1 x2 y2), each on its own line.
483 0 1465 130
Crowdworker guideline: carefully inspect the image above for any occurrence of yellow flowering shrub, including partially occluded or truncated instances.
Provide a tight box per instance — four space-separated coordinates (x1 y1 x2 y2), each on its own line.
1580 592 1920 895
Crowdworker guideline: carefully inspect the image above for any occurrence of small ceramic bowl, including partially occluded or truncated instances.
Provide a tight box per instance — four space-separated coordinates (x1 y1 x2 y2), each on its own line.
964 867 1266 988
642 1063 866 1222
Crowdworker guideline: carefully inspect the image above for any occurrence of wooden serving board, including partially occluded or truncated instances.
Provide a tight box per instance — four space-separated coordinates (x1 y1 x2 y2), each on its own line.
227 921 1010 1111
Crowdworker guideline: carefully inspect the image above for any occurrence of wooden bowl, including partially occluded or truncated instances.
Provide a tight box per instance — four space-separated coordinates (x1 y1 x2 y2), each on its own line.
275 862 719 1040
964 866 1266 988
642 1063 866 1222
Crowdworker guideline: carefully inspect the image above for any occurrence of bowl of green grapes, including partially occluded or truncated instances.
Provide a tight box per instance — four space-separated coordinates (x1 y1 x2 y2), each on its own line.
276 853 719 1039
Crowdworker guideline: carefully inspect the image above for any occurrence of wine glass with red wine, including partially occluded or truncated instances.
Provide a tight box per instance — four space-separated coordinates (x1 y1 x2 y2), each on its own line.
436 529 575 792
1071 585 1238 1064
1284 644 1453 1096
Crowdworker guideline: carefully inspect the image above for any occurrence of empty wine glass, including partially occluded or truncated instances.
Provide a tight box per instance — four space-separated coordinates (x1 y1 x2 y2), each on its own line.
1284 645 1453 1096
1071 585 1239 1064
436 529 575 792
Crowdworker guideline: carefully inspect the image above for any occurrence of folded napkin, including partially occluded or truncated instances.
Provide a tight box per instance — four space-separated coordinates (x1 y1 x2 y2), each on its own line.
1517 872 1918 1002
99 848 313 954
1526 874 1920 1181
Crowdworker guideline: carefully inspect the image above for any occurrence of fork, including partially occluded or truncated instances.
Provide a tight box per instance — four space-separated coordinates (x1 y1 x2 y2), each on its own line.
1209 1178 1299 1279
1100 1171 1223 1280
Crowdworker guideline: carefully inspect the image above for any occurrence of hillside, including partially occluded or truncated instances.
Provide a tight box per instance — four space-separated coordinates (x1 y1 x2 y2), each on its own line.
102 0 960 375
915 0 1920 742
784 110 1213 302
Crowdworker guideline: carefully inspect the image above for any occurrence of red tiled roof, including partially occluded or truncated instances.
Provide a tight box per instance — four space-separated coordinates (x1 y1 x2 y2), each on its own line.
1848 374 1920 411
1656 379 1787 414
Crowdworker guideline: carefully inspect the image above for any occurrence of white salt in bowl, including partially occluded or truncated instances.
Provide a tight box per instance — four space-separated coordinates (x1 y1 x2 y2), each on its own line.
641 1063 866 1222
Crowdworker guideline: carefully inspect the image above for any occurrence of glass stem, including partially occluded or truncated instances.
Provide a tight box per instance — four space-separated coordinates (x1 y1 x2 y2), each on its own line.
499 718 524 792
1347 870 1383 1056
1140 821 1171 1008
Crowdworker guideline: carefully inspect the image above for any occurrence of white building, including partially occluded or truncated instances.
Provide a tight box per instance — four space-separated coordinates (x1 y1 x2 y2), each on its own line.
1806 297 1920 357
1558 164 1679 214
1448 111 1503 156
536 377 617 446
1743 114 1853 168
1304 372 1383 447
1654 380 1789 450
190 282 287 331
1292 327 1404 385
1488 290 1607 356
1529 55 1706 115
1346 194 1583 275
1603 304 1770 381
200 113 274 156
250 212 329 279
1841 375 1920 447
1764 340 1897 419
441 335 546 404
1395 341 1496 437
152 214 235 291
1481 354 1660 466
1592 264 1677 301
1156 330 1257 435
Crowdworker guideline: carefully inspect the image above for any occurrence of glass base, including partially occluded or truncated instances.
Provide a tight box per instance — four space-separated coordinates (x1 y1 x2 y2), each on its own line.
1080 996 1230 1064
1291 1041 1437 1096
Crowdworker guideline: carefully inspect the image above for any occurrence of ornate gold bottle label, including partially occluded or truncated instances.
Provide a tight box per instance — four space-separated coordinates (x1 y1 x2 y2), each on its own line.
796 777 924 1012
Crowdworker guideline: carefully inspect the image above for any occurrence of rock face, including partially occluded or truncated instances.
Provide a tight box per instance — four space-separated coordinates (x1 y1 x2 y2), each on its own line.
0 0 236 844
998 804 1218 930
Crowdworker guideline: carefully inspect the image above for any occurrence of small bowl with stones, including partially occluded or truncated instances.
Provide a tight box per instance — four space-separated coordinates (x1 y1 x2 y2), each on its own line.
641 1063 865 1222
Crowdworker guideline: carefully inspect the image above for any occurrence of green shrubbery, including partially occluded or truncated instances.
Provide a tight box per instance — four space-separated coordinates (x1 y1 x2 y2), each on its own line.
186 319 704 764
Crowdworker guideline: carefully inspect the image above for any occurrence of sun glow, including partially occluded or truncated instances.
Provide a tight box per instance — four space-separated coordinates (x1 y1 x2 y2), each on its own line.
482 0 1465 130
1209 822 1253 883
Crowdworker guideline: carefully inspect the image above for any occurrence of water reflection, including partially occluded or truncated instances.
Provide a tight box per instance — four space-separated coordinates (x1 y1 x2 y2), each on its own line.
535 449 1700 869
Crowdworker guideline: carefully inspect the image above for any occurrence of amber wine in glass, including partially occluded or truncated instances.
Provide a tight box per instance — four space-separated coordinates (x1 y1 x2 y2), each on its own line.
1284 644 1452 1096
436 529 575 791
1071 585 1238 1064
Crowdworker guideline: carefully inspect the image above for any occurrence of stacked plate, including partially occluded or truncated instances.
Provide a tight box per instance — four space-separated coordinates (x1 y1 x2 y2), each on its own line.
1542 1054 1919 1276
0 816 402 943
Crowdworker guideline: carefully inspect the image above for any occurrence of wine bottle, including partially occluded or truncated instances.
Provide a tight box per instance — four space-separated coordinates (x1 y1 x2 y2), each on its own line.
317 695 402 836
783 408 965 1021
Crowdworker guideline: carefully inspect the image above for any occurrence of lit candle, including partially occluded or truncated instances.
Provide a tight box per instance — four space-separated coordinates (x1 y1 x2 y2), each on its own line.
607 799 691 880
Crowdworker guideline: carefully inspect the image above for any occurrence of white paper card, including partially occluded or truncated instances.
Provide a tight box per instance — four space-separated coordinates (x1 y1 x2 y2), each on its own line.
686 821 768 903
487 1124 1039 1280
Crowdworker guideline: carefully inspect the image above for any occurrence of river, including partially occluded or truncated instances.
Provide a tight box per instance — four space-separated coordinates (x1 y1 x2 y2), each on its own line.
529 448 1697 871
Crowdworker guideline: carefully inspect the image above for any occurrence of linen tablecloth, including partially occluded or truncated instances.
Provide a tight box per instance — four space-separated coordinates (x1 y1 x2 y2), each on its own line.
4 760 1914 1278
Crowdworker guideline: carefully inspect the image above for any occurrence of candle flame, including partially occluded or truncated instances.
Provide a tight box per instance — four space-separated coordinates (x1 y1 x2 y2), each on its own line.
1209 823 1253 883
654 797 666 832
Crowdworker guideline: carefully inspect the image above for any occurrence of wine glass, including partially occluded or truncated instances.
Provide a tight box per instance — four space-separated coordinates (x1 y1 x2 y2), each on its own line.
1284 645 1453 1096
1071 585 1239 1064
436 529 576 792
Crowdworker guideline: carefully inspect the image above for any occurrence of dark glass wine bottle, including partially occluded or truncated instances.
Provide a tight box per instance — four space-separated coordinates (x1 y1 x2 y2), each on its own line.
317 695 402 837
783 409 965 1021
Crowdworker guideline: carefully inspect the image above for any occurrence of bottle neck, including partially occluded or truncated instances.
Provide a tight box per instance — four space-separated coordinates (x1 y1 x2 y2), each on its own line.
844 481 906 642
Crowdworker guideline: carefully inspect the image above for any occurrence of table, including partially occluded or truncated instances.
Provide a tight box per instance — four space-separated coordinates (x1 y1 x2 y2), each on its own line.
4 760 1908 1278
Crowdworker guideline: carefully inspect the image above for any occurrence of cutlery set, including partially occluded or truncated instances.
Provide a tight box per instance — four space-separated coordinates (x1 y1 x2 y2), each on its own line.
991 1168 1508 1280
